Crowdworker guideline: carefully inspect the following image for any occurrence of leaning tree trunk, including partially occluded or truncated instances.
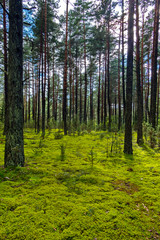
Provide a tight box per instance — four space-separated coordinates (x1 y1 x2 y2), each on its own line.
5 0 24 167
124 0 134 154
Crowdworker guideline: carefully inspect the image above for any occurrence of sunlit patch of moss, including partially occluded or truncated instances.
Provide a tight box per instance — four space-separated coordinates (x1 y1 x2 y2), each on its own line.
0 129 160 239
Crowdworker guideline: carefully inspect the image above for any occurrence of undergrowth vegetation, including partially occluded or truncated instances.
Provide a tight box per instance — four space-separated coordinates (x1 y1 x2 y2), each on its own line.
0 129 160 239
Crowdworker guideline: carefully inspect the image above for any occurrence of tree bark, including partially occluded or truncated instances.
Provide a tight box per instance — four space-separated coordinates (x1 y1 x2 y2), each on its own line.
124 0 134 154
5 0 24 167
47 43 50 126
104 49 107 129
42 0 47 137
75 44 78 118
150 0 160 128
136 0 143 145
63 0 68 135
141 11 144 118
69 39 72 121
97 52 101 125
52 50 55 121
145 43 150 122
157 62 160 125
28 62 31 122
83 17 87 124
122 0 126 120
118 27 121 131
107 23 111 132
3 0 8 135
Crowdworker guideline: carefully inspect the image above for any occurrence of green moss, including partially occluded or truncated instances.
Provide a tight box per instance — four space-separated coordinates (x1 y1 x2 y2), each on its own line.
0 129 160 239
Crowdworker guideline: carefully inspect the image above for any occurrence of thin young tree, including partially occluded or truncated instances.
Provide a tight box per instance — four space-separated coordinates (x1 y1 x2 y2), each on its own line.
5 0 24 167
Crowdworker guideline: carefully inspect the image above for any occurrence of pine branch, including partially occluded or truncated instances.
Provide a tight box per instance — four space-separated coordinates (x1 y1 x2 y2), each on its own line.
0 3 10 16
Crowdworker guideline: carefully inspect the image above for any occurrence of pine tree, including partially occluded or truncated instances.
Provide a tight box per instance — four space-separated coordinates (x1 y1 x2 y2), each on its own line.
5 0 24 167
150 0 160 128
124 0 134 154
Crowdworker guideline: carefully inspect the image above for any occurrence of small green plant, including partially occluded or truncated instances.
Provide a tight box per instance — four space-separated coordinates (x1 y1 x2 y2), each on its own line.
157 126 160 148
99 132 105 140
46 120 52 135
68 123 76 136
54 131 63 139
39 139 43 148
148 126 156 148
60 143 66 161
110 135 115 154
106 137 109 158
88 147 95 167
77 126 81 136
143 122 150 141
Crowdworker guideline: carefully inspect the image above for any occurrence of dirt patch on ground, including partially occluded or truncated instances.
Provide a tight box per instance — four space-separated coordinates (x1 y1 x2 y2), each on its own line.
112 179 139 194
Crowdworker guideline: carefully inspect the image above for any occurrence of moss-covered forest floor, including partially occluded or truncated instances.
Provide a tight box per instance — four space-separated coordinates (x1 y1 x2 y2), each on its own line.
0 129 160 239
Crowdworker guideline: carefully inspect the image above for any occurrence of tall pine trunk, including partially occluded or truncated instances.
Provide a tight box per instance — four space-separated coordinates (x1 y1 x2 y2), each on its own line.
83 17 87 123
104 49 107 129
69 40 72 121
150 0 160 128
90 65 93 121
136 0 143 144
63 0 68 135
141 11 144 118
118 27 121 131
52 51 55 121
75 45 78 118
5 0 24 167
145 44 150 122
122 0 126 120
42 0 47 137
124 0 134 154
28 63 31 122
107 23 111 131
3 0 8 135
47 43 50 126
97 52 101 125
157 62 160 125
